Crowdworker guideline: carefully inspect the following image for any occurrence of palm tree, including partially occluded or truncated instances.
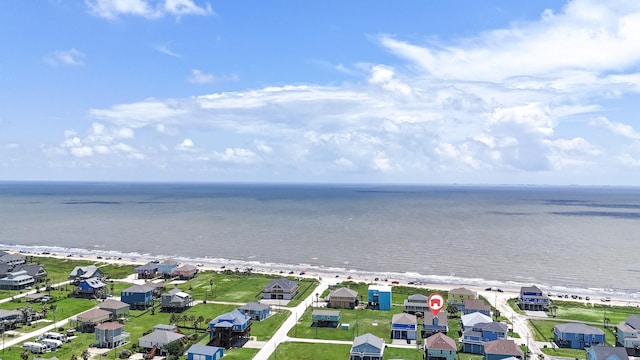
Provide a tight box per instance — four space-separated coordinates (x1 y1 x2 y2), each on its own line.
21 350 29 360
548 305 558 317
197 315 205 329
71 355 78 360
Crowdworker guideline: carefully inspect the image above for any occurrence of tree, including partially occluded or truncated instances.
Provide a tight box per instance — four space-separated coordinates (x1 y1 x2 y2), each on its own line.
446 304 459 317
71 355 78 360
548 305 558 318
81 348 90 360
164 340 184 357
21 350 29 360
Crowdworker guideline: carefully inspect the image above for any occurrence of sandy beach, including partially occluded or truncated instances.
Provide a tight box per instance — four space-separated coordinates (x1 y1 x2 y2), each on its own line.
27 249 639 309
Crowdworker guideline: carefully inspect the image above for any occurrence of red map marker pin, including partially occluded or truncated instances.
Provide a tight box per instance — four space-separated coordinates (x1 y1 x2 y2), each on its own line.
428 293 445 316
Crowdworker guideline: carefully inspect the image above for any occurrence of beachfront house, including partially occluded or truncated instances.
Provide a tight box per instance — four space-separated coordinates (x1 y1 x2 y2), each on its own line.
186 344 224 360
404 293 429 314
554 323 605 349
616 314 640 356
368 284 392 311
587 345 630 360
97 299 130 320
461 311 492 330
69 265 104 283
0 270 34 290
160 288 194 312
0 309 24 329
448 287 476 311
462 321 508 354
312 310 340 328
14 264 48 283
208 309 252 349
237 302 271 321
76 277 108 298
0 252 26 268
326 287 359 309
483 339 524 360
94 321 130 348
134 262 159 279
391 312 418 341
518 285 550 311
138 328 185 357
350 333 385 360
120 284 155 309
423 311 449 337
156 259 179 278
262 278 299 300
173 264 198 280
463 299 491 317
75 308 112 333
425 332 457 360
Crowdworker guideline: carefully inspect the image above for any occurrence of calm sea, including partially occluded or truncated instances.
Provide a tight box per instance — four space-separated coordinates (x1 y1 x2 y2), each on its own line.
0 182 639 299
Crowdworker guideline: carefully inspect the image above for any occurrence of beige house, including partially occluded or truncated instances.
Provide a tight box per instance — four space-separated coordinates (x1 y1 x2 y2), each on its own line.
327 287 358 309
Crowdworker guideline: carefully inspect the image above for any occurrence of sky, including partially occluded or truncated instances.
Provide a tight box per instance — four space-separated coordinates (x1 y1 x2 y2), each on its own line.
1 0 640 185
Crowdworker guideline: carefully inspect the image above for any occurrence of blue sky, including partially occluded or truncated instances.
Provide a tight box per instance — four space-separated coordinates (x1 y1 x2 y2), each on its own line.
2 0 640 184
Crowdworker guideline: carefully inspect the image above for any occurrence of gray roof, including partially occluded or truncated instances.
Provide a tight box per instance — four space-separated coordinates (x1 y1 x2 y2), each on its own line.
329 287 358 298
626 314 640 330
484 339 524 356
187 345 222 356
98 299 130 310
407 294 428 302
461 312 492 328
264 278 298 292
353 333 384 350
139 329 184 346
521 285 543 294
423 311 449 326
555 323 604 335
590 345 629 360
392 312 417 325
450 287 476 296
238 302 270 312
122 284 155 293
14 264 46 277
312 310 340 317
70 265 100 279
464 299 490 311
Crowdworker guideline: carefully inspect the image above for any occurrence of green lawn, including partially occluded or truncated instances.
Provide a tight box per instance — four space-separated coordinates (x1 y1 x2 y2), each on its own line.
541 346 586 359
268 342 351 360
528 319 616 346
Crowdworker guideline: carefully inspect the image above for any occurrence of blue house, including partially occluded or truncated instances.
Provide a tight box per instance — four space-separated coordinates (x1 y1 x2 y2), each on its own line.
350 333 384 360
186 344 224 360
157 259 179 278
587 345 629 360
518 285 550 311
425 332 457 360
120 284 154 309
312 310 340 328
616 314 640 356
237 302 271 321
423 311 449 336
368 285 392 311
77 277 108 298
483 339 524 360
462 321 508 354
391 312 417 341
554 323 605 349
208 309 251 349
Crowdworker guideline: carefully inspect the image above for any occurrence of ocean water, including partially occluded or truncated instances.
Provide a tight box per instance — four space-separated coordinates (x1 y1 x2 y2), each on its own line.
0 182 639 300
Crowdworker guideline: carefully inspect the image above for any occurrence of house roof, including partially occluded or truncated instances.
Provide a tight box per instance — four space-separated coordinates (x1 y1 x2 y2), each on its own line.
81 277 106 289
174 264 198 272
461 312 492 328
423 311 449 326
238 302 270 312
352 333 384 350
77 308 111 322
264 278 298 292
98 299 130 311
483 339 524 356
407 293 428 302
368 284 392 292
14 264 46 277
589 345 630 360
329 287 358 298
95 321 124 330
0 253 25 262
139 329 184 346
159 259 178 266
626 314 640 330
426 332 457 351
69 265 100 279
210 309 249 327
464 299 490 311
312 310 340 317
555 323 604 335
392 312 417 325
521 285 542 294
450 287 476 296
122 284 155 293
186 345 222 356
135 263 158 271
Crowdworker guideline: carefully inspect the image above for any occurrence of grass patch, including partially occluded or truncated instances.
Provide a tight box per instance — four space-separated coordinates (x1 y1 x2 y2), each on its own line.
541 346 586 359
269 342 351 360
528 319 615 346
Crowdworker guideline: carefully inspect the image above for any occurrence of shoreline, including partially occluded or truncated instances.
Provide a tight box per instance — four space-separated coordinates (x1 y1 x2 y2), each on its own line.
4 243 639 308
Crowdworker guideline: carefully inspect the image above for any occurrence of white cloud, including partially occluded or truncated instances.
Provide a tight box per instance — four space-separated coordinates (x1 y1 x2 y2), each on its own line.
153 45 182 58
589 116 640 139
86 0 212 20
45 49 85 66
188 69 215 84
176 138 194 151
